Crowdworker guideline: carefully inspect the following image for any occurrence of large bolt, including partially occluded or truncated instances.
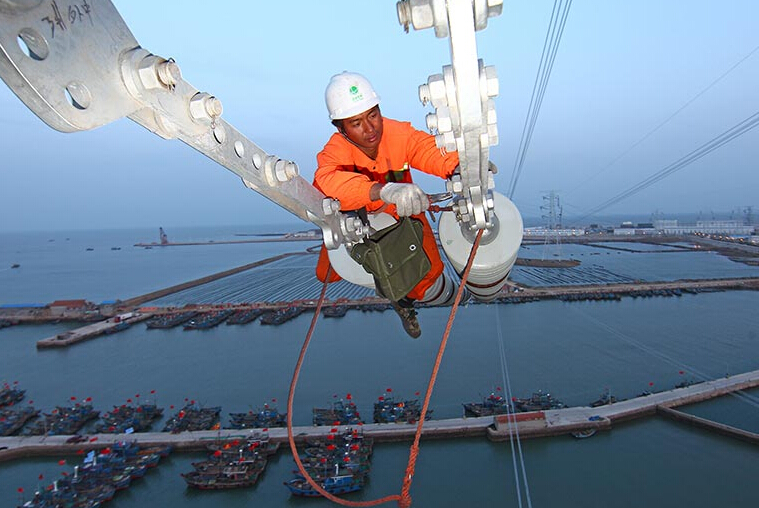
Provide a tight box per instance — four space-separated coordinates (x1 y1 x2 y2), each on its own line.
426 113 438 132
189 93 223 123
396 0 412 32
407 0 435 31
426 74 447 109
483 65 499 98
157 59 181 88
435 106 453 132
487 0 504 18
322 198 340 216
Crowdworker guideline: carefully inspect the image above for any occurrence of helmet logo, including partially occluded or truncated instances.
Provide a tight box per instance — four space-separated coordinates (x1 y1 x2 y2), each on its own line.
349 85 363 103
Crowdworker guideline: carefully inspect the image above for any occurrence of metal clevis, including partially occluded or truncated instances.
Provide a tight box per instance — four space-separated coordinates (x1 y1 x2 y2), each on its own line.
397 0 502 231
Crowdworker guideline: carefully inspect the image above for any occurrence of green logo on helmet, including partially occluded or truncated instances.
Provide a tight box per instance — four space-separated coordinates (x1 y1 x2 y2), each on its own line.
349 86 359 95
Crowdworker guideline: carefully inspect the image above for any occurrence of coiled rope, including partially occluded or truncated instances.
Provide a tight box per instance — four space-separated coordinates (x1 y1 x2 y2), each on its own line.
286 228 484 507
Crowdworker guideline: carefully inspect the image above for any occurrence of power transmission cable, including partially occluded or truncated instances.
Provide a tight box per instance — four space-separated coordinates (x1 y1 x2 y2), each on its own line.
571 109 759 225
495 308 534 508
568 42 759 197
572 306 759 409
507 0 573 200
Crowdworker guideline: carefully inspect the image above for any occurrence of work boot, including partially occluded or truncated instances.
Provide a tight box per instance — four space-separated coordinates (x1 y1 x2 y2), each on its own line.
391 301 421 339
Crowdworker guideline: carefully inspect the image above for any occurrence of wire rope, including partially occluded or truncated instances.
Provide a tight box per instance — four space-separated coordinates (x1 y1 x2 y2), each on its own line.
508 0 573 200
571 109 759 225
495 308 533 508
567 42 759 196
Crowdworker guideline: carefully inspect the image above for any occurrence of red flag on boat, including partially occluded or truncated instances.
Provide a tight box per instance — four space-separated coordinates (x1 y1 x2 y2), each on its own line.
386 388 392 393
213 450 222 457
89 437 98 442
70 396 76 401
320 458 327 463
76 449 84 455
346 393 352 400
351 444 359 451
327 444 336 451
126 399 132 403
17 487 23 493
85 397 92 402
327 434 334 441
150 390 156 394
38 474 44 480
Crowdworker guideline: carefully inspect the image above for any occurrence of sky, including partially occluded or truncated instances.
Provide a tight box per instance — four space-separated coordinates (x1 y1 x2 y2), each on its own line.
1 0 758 231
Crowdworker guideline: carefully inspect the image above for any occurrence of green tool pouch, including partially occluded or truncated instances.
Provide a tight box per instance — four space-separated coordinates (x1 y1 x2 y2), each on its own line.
349 217 431 302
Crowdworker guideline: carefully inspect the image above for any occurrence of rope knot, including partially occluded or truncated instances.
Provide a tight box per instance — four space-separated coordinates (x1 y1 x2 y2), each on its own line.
397 495 413 508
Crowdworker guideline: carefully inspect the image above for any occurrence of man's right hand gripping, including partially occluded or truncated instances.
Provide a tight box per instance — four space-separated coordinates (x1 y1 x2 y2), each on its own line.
379 182 430 217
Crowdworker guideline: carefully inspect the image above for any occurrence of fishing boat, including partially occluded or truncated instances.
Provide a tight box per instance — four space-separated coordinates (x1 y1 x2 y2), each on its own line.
226 308 264 325
162 403 221 432
260 305 305 325
322 304 348 318
183 309 233 330
512 390 565 412
145 311 197 329
589 388 619 407
227 403 286 429
182 464 262 489
463 391 512 417
313 399 363 425
285 474 365 497
0 383 25 407
0 406 39 436
11 263 20 268
373 397 431 424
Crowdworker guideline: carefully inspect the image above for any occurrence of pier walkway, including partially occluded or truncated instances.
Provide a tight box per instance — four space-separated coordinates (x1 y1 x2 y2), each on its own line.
36 313 152 349
2 369 758 462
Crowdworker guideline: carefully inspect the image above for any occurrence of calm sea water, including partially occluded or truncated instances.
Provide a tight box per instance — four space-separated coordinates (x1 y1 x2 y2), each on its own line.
2 227 759 507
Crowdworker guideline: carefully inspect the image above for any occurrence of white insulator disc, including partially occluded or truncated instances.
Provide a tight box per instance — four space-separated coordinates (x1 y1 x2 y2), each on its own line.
439 192 523 301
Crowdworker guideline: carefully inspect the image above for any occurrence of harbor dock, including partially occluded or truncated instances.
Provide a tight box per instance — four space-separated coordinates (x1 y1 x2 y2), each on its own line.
36 313 152 348
2 368 758 462
488 367 759 440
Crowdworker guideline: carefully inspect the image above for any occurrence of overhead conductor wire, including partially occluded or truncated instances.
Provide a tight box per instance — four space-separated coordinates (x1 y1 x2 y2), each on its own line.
572 109 759 225
567 42 759 196
495 308 533 508
571 305 759 409
507 0 573 200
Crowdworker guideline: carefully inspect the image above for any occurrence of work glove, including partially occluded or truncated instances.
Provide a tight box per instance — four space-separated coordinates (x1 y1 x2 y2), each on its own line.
379 182 430 217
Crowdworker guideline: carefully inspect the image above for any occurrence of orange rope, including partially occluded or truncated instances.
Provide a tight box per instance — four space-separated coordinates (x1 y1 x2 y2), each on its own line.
287 228 484 507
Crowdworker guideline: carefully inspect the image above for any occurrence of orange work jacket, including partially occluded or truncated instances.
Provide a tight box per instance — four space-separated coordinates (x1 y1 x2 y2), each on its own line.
313 118 459 299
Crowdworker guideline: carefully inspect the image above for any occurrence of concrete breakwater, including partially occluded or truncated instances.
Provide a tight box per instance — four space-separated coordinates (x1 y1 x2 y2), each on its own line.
3 368 758 463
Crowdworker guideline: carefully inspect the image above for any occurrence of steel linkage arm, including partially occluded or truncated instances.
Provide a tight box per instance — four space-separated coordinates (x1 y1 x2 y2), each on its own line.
397 0 501 231
0 0 362 249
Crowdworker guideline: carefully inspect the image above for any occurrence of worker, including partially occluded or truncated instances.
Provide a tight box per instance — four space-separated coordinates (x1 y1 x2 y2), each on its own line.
314 72 459 338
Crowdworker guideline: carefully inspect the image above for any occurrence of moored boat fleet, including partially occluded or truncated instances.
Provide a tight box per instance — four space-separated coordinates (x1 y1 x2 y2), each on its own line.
16 441 171 508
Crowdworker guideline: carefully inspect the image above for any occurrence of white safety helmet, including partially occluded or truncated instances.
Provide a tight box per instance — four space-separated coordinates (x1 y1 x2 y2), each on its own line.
325 72 381 120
